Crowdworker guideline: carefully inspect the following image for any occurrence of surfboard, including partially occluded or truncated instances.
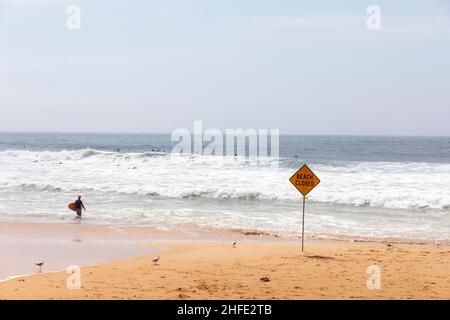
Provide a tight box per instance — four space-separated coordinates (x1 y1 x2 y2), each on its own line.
68 203 77 211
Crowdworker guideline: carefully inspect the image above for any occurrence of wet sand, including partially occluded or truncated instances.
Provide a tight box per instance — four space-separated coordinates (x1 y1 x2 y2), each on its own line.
0 231 449 299
0 234 153 282
0 220 255 283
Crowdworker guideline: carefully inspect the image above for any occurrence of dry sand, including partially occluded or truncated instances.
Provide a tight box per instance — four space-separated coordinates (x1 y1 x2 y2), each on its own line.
0 240 449 299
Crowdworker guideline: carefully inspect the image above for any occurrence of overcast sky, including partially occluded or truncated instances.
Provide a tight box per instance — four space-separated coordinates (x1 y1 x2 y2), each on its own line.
1 0 449 135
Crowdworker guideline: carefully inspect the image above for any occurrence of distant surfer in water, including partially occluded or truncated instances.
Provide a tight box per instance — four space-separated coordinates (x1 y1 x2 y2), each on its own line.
75 196 86 217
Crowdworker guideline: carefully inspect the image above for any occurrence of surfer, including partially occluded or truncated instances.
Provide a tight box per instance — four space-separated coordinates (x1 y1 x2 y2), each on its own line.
75 196 86 217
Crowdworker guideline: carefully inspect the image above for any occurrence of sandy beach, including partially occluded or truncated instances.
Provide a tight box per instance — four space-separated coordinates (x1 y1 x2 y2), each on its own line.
0 230 448 299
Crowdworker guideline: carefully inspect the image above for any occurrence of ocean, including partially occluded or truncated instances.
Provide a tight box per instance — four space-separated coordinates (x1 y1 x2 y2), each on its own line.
0 133 449 241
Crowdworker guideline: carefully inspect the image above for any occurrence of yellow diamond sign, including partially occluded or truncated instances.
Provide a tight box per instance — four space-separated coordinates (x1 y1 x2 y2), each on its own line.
289 164 320 197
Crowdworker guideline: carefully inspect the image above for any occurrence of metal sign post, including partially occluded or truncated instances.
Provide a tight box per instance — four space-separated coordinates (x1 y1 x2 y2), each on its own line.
302 195 306 252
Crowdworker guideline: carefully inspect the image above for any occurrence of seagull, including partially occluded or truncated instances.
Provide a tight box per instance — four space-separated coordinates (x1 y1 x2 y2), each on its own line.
232 240 237 248
152 256 160 265
35 260 45 273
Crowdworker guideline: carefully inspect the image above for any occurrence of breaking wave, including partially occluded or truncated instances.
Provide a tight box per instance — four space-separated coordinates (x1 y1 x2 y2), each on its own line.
0 149 449 210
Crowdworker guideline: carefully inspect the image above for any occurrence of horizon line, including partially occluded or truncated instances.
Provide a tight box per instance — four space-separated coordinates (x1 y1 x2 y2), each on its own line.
0 130 449 138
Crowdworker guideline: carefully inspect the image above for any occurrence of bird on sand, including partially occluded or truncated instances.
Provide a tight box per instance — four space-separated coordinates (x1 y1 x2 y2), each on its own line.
232 240 237 248
35 260 45 272
152 256 160 265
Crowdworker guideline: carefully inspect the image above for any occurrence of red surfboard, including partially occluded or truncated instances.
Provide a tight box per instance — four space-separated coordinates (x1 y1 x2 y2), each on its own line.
68 203 77 211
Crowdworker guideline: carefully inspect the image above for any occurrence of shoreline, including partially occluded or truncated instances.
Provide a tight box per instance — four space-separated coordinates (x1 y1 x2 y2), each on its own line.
0 240 449 299
1 219 448 283
0 220 449 299
0 223 157 283
1 219 447 246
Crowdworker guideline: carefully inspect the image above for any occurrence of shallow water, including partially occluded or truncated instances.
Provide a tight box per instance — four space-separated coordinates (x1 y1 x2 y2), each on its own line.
0 234 153 282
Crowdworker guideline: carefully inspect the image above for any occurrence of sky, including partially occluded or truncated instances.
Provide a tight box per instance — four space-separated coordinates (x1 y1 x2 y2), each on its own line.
1 0 450 135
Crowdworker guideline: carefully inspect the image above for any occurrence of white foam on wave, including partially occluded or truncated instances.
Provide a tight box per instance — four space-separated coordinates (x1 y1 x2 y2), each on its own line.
0 149 449 211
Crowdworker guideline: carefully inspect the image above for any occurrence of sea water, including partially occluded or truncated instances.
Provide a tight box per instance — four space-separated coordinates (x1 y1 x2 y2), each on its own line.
0 133 449 241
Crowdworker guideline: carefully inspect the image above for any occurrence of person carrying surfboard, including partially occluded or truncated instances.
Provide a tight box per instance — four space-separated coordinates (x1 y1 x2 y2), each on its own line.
75 196 86 217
